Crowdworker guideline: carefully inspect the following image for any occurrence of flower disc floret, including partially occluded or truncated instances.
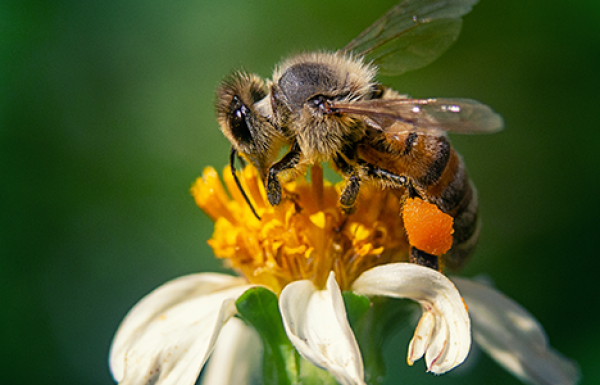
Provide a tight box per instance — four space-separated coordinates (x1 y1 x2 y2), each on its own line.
191 166 410 293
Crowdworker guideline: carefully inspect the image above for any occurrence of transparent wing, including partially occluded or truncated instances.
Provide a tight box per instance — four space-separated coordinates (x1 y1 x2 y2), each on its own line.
329 98 504 134
342 0 479 76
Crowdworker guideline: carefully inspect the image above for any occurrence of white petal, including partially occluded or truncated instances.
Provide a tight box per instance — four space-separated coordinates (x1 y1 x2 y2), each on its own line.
453 277 581 385
280 272 365 385
408 310 435 364
352 263 470 373
201 317 262 385
109 273 252 385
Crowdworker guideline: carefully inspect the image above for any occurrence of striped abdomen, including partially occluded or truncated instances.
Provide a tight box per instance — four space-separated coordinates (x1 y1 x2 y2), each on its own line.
358 130 479 270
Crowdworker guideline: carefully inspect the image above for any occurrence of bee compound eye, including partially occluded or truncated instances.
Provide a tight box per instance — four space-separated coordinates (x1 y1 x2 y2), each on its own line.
229 96 254 145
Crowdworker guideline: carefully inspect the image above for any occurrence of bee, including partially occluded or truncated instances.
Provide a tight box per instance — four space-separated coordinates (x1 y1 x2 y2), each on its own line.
215 0 503 271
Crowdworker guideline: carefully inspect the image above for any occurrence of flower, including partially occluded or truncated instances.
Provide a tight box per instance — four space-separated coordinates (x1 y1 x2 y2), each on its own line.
453 277 581 385
109 165 580 385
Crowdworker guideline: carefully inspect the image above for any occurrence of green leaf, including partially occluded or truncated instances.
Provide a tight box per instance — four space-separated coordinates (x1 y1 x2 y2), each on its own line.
236 287 299 385
343 291 371 320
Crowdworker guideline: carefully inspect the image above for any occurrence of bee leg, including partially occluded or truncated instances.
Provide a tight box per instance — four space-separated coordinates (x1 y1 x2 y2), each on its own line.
409 247 440 271
340 175 360 214
266 142 302 206
333 151 360 214
356 159 409 189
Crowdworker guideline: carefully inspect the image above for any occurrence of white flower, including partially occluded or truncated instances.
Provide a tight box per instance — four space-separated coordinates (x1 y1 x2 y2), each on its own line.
109 273 253 385
279 272 366 384
109 265 579 385
454 277 580 385
351 264 471 373
110 263 468 385
201 317 262 385
111 166 579 385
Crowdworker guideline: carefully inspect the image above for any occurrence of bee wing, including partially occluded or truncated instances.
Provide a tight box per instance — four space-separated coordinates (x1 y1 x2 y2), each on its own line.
342 0 479 76
329 98 504 134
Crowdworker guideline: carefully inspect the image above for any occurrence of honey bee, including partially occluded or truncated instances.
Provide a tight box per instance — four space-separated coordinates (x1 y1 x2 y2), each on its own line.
215 0 503 270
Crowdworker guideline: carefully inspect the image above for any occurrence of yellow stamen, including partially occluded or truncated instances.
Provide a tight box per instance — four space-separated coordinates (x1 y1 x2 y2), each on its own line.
192 165 412 294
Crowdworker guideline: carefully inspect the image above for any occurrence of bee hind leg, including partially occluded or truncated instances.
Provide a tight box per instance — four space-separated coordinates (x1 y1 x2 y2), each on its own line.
409 247 440 271
357 159 409 190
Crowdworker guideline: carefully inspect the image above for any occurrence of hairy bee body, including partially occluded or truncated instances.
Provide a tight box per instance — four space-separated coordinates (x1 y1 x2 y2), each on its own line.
215 0 503 270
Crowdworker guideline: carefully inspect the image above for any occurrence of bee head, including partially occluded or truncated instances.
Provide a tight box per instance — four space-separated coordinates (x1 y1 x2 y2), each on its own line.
216 72 281 178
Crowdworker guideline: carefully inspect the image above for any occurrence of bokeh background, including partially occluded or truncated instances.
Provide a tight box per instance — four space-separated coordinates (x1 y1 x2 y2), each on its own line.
2 0 598 384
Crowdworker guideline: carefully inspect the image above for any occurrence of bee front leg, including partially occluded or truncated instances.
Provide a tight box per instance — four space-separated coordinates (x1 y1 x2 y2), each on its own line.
266 142 302 206
333 151 361 214
340 175 360 214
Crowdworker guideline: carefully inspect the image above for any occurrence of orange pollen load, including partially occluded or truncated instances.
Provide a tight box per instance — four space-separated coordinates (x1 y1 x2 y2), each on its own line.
402 198 454 256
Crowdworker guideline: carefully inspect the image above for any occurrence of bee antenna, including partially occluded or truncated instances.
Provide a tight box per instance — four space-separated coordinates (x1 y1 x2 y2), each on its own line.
230 147 261 221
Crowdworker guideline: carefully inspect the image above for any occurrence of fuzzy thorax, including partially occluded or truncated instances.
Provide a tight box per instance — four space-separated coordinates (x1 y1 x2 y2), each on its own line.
272 52 377 162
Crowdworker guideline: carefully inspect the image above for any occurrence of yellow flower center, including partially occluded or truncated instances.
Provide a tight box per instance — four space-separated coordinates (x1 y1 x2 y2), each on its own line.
191 165 410 294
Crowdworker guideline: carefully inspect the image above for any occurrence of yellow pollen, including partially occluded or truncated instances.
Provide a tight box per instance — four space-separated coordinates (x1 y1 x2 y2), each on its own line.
191 164 411 294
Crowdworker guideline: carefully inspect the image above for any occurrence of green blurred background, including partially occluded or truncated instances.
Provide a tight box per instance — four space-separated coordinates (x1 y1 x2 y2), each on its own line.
2 0 597 384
